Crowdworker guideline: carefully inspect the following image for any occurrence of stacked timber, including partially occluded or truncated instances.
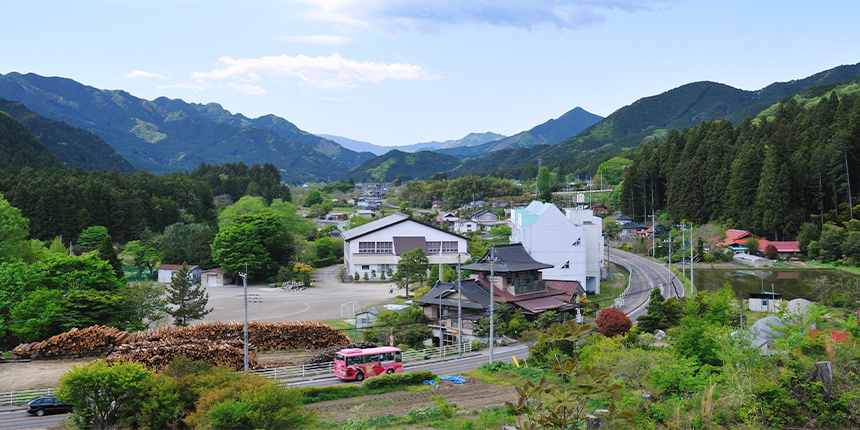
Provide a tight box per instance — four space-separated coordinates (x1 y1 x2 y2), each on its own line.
105 339 258 372
10 321 351 360
302 341 379 364
11 325 128 359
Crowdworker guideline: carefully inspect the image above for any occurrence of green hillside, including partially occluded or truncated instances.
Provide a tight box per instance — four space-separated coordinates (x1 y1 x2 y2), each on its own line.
344 150 463 182
151 98 376 168
0 99 135 172
458 62 860 179
0 111 64 170
0 73 350 181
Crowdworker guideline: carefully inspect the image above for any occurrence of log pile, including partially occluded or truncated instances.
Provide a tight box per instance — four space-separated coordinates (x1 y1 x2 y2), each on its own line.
106 339 258 372
302 341 379 364
12 325 131 359
11 321 351 361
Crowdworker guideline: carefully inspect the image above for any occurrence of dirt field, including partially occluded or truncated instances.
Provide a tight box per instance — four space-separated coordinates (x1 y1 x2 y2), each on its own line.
306 376 518 425
0 358 95 392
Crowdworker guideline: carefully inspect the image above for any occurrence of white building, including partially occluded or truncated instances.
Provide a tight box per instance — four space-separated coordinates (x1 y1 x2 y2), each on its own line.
510 201 604 294
342 213 470 279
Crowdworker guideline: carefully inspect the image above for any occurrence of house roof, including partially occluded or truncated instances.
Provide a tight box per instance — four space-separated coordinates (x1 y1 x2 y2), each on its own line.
415 280 490 310
341 213 468 242
463 243 553 273
157 264 199 270
543 280 585 302
515 296 578 314
621 222 645 230
201 268 225 274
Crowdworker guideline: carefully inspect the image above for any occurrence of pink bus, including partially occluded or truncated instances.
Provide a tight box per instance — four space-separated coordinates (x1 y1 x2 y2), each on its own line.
333 346 403 381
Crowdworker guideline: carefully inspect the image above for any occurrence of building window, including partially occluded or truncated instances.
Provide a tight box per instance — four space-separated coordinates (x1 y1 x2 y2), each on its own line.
442 241 458 253
358 242 375 253
427 241 441 254
561 261 570 269
376 241 393 254
361 265 370 270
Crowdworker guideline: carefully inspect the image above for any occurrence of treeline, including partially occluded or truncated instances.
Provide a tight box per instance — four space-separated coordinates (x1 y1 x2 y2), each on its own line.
189 162 292 205
619 92 860 240
398 174 525 209
0 168 217 243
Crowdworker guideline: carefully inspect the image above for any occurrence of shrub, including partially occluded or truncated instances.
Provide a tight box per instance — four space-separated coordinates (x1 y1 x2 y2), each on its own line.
297 385 362 404
595 307 632 337
362 370 434 389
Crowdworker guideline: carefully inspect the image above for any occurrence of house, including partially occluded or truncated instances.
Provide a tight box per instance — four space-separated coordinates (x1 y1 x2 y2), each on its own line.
341 213 470 280
510 201 604 294
201 268 231 287
716 229 799 259
157 264 201 283
470 209 497 222
607 214 633 226
432 200 444 209
415 279 494 345
355 304 409 330
461 244 580 316
452 219 479 234
620 222 647 237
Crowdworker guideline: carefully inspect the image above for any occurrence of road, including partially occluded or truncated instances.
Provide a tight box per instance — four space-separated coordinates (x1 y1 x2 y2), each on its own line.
0 410 68 430
607 248 685 322
288 343 531 388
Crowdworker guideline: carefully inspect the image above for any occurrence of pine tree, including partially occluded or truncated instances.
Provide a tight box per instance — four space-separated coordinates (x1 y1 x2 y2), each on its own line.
97 236 124 280
166 263 211 327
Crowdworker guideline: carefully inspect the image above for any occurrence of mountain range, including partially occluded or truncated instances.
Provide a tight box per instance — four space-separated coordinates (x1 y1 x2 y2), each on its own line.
2 61 860 182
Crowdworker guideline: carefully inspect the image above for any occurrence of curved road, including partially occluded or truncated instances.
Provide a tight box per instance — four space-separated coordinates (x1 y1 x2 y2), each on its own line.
607 248 685 323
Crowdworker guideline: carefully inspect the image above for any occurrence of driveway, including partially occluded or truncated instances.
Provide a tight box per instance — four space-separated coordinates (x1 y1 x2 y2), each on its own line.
199 265 397 324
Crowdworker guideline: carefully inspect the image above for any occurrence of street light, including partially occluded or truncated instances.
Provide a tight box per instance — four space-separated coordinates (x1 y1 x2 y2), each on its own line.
488 244 496 364
239 262 249 374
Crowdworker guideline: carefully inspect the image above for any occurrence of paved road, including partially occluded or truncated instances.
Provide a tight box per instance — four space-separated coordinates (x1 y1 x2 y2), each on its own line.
199 265 396 324
0 410 68 430
607 248 685 322
288 343 531 388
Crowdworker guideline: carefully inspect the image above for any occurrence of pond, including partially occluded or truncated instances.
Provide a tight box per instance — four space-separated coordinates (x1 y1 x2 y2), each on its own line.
693 268 857 301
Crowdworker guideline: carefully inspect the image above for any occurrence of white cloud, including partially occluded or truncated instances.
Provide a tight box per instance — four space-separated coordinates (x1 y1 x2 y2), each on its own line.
227 83 268 95
291 0 675 32
123 70 168 79
157 83 206 91
279 35 351 45
192 53 438 90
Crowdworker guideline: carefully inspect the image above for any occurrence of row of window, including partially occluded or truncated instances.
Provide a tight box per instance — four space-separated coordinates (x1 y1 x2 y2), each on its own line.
357 241 459 254
346 351 402 366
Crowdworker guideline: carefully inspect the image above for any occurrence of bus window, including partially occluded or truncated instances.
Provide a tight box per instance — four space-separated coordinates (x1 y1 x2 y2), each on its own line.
335 354 345 362
395 351 402 363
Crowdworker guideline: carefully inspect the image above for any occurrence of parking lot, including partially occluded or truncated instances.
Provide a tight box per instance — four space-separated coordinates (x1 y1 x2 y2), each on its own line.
199 265 397 324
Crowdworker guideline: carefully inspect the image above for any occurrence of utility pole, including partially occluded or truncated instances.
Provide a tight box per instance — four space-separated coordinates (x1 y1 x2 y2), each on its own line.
439 283 443 359
457 255 462 357
240 262 249 374
690 223 695 295
488 244 495 363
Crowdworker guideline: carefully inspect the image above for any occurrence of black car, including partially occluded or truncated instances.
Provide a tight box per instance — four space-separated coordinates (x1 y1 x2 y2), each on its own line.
26 395 73 416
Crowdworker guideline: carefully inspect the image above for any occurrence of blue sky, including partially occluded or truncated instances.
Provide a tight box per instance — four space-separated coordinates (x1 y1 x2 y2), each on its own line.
4 1 860 146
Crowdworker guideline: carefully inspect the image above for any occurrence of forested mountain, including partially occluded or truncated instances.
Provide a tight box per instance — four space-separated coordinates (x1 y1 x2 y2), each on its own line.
0 72 352 181
617 87 860 240
482 107 603 152
455 62 860 179
0 99 134 172
150 98 375 167
189 162 292 204
344 150 463 182
0 111 64 170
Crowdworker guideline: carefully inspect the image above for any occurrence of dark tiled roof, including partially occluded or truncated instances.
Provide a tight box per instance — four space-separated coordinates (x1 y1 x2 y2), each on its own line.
462 243 552 273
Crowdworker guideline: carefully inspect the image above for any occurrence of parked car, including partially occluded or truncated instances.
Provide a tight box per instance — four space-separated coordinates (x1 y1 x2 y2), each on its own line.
26 395 73 416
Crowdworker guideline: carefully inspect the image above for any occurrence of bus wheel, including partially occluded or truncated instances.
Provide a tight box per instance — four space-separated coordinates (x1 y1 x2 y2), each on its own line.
386 369 394 374
355 371 364 381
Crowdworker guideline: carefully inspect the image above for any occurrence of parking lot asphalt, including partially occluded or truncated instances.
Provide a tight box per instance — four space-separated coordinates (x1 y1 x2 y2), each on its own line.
198 265 399 324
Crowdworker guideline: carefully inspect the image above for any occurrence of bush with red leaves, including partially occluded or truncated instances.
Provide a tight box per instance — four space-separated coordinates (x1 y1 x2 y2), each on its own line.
595 307 632 338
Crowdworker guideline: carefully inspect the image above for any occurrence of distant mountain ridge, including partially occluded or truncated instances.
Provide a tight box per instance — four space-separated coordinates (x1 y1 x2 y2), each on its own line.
320 131 507 156
0 72 366 181
454 61 860 178
0 98 135 172
344 150 463 182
